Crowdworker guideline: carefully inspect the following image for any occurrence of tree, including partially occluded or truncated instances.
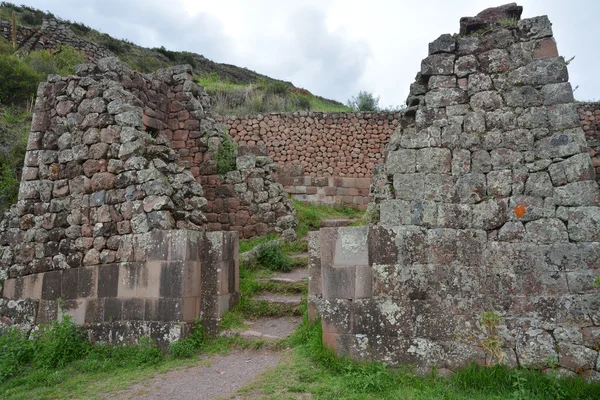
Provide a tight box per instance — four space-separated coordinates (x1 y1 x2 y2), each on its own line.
346 91 380 112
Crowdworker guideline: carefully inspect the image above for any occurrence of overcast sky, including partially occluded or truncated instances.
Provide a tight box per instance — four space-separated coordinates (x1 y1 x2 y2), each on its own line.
19 0 600 107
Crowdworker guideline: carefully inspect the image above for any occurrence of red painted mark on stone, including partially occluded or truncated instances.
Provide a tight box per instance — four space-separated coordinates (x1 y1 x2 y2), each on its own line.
514 204 527 218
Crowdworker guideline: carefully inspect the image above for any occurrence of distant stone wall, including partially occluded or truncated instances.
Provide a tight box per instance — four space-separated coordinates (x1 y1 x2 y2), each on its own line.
217 112 398 177
309 4 600 377
0 17 114 62
580 102 600 179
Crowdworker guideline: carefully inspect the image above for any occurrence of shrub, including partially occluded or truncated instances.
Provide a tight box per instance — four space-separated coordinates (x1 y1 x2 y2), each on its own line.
32 316 91 369
24 45 86 77
168 319 207 359
0 36 13 55
212 129 237 175
0 328 33 382
255 241 294 272
133 337 164 365
0 53 41 105
346 91 380 112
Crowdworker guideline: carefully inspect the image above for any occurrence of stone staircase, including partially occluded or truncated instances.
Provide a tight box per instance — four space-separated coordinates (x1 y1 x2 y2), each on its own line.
221 217 358 342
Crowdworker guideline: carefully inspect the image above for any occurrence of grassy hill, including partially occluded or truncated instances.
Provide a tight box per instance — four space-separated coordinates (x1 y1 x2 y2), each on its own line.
0 2 349 115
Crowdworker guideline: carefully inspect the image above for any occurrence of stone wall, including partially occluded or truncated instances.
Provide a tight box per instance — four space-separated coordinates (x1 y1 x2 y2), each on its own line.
0 59 248 342
217 106 598 208
309 4 600 377
0 17 115 62
217 112 398 178
580 102 600 179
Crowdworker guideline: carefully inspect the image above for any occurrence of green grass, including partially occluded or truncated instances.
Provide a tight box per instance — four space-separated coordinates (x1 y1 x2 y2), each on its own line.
195 73 350 115
239 233 278 254
293 199 364 238
236 316 600 400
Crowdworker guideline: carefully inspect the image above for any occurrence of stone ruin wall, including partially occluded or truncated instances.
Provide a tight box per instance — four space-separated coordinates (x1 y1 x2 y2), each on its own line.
0 17 115 62
218 107 599 209
309 4 600 377
216 112 399 209
580 102 600 178
0 58 294 343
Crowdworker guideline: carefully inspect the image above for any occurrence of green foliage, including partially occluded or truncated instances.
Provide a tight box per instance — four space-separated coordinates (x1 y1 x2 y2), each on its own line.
0 37 13 55
253 241 294 272
31 316 91 370
0 328 33 382
499 17 518 27
239 233 278 253
23 45 86 77
293 199 364 238
0 107 29 210
595 275 600 288
195 74 350 115
0 53 40 105
168 319 207 359
346 90 380 112
212 129 237 175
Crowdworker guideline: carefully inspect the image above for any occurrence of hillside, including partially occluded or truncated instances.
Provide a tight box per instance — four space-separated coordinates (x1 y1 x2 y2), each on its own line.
0 2 349 114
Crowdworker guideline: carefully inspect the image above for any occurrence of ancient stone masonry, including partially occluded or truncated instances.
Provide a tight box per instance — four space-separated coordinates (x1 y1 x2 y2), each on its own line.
309 4 600 376
0 59 246 343
216 112 399 208
0 17 114 62
580 102 600 180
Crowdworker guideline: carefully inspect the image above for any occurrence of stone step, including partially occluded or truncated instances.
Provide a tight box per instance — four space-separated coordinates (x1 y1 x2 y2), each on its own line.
252 293 303 308
221 316 302 341
320 218 359 228
261 267 308 286
290 252 309 259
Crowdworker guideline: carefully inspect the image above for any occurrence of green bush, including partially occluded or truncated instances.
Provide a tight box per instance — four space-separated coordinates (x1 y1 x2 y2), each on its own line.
255 241 294 272
32 316 91 369
23 45 86 77
0 53 41 105
0 328 33 382
133 337 164 365
212 129 237 175
346 91 380 112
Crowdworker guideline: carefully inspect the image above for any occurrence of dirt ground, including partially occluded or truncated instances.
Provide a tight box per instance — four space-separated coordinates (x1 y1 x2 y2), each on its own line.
109 349 282 400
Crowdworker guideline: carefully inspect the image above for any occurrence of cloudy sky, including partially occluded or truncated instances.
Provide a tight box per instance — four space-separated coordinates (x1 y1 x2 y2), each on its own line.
19 0 600 107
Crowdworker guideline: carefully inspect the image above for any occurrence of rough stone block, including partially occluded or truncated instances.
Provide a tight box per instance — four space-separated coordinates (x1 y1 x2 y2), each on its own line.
393 173 425 201
421 53 455 76
554 181 600 206
525 218 568 243
323 266 356 300
416 148 451 173
97 264 119 298
386 149 416 174
567 207 600 242
548 153 595 186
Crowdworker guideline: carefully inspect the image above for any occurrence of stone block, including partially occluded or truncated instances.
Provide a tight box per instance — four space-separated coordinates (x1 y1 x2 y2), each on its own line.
322 265 356 300
416 148 451 173
333 227 369 267
548 103 581 130
97 264 119 298
368 226 398 265
308 232 322 296
60 268 79 300
393 173 425 201
455 173 486 203
421 53 455 76
78 266 98 298
42 270 61 301
425 88 468 108
437 203 472 229
22 274 44 299
567 207 600 242
548 153 595 186
553 181 600 206
525 218 568 243
386 149 416 174
428 34 456 54
524 172 553 197
487 170 512 197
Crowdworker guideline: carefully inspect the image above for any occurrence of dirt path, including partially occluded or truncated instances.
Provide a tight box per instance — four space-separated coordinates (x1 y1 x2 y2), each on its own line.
109 349 282 400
